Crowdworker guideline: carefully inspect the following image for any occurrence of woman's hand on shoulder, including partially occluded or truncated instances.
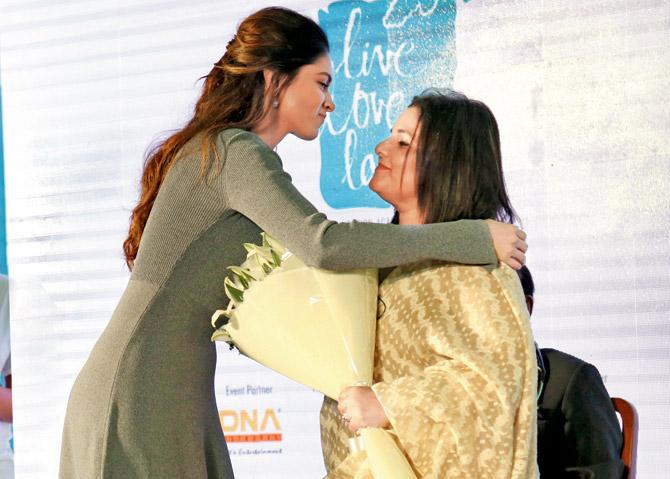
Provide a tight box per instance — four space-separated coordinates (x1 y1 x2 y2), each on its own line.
485 219 527 270
337 386 390 433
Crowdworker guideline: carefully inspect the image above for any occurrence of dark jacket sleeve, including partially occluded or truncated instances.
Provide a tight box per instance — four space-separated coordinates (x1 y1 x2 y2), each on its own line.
220 130 496 271
561 362 625 479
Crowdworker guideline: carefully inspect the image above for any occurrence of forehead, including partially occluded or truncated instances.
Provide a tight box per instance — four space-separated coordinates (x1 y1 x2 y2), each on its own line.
393 107 420 133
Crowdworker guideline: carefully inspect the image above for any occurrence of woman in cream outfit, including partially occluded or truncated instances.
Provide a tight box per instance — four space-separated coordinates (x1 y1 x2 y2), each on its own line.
320 90 538 479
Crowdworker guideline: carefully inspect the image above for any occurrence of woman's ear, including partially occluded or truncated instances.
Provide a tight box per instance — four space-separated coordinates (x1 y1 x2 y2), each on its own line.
262 68 275 92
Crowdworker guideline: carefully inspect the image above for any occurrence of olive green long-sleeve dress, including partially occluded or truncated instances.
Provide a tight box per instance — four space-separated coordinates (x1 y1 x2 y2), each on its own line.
58 129 496 479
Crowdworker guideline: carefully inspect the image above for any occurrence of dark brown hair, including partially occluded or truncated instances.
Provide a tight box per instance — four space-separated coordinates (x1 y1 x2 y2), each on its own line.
393 89 518 225
123 7 329 269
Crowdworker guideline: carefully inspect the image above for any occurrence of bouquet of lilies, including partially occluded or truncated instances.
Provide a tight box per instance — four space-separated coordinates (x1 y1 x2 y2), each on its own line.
212 233 416 479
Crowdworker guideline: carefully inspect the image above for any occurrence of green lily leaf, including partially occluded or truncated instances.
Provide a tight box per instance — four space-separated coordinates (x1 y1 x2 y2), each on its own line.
261 232 286 253
247 249 274 275
246 244 276 265
224 277 245 304
270 249 282 268
228 265 258 283
213 233 294 346
228 268 250 289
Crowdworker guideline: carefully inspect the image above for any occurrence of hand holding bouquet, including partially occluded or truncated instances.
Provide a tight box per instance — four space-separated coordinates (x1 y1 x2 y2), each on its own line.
212 233 416 478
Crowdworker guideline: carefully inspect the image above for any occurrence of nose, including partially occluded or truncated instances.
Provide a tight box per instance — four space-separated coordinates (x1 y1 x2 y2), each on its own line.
324 91 335 112
375 138 389 157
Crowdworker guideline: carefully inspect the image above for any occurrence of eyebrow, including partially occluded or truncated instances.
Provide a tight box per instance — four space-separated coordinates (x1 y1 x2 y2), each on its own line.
318 72 333 84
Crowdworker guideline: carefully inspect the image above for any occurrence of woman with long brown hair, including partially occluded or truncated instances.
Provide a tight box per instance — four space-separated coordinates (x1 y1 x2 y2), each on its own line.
59 9 526 479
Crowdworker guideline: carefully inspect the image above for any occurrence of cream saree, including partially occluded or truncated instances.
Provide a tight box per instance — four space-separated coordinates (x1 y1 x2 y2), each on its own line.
320 262 538 479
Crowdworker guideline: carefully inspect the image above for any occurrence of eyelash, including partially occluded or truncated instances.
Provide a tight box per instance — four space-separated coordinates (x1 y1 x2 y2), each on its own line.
319 82 329 90
398 140 410 147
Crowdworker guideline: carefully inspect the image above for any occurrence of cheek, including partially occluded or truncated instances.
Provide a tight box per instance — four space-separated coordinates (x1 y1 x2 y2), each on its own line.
280 87 322 131
398 155 418 199
401 169 417 196
281 91 303 117
285 84 320 111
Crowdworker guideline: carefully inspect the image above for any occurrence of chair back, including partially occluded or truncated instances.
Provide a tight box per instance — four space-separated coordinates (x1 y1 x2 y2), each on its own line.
611 397 638 479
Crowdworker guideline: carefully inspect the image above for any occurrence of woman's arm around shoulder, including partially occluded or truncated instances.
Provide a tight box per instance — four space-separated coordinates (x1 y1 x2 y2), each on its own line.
219 130 524 270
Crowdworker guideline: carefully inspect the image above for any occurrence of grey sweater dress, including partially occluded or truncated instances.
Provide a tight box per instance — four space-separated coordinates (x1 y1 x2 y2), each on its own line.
58 128 496 479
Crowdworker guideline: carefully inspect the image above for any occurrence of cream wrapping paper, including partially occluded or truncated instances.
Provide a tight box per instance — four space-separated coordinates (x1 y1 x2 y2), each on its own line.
212 234 416 478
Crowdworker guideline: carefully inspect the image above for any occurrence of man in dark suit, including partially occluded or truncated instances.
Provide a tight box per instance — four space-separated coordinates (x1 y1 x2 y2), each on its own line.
518 266 625 479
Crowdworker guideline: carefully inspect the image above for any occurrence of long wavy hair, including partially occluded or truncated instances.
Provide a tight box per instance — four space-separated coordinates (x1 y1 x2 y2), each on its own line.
392 89 518 225
123 7 329 269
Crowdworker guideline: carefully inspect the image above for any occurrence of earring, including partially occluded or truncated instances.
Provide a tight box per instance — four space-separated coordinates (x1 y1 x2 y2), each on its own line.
272 99 279 109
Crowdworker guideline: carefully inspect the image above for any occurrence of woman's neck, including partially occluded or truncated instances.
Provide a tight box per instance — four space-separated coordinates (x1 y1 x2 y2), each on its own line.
252 127 284 151
397 207 424 225
251 111 285 150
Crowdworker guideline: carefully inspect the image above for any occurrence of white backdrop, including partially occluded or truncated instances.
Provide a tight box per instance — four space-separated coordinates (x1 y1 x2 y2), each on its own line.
0 0 668 477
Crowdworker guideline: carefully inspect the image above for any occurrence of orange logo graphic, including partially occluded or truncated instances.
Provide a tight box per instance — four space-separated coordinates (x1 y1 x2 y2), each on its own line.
219 408 282 443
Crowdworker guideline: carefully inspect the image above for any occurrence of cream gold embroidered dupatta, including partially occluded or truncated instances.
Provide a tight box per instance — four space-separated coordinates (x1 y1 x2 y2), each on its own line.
321 262 538 479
